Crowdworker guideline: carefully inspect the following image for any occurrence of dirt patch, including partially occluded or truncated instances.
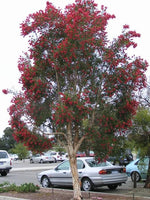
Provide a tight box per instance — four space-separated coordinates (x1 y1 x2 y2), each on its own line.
0 188 150 200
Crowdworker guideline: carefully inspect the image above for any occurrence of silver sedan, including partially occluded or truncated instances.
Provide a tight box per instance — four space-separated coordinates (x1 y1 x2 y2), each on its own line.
30 152 55 163
37 157 127 191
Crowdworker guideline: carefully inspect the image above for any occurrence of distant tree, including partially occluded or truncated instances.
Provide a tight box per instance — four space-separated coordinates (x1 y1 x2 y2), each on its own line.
12 143 29 160
128 107 150 188
0 138 6 150
5 1 148 199
0 127 17 151
52 145 66 153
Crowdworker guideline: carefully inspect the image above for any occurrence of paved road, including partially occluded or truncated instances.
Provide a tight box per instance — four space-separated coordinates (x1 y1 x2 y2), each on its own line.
0 159 148 197
0 159 56 186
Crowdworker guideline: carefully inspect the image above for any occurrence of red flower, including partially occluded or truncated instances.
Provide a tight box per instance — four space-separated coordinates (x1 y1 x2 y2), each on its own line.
2 89 8 94
123 24 129 29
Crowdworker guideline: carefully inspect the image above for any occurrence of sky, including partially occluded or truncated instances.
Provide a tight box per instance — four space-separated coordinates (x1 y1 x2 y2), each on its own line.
0 0 150 137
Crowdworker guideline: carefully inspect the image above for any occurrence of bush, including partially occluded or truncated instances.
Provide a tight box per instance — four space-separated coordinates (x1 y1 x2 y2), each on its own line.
0 182 40 193
16 183 40 193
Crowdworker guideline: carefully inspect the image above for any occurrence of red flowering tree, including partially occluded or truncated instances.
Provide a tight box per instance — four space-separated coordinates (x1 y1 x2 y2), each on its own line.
7 0 148 199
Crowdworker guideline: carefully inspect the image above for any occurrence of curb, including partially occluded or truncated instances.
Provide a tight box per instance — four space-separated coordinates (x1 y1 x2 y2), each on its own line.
11 166 52 172
0 197 29 200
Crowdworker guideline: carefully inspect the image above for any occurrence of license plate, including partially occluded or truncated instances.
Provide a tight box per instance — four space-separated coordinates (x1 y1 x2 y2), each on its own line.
0 162 4 165
112 171 118 174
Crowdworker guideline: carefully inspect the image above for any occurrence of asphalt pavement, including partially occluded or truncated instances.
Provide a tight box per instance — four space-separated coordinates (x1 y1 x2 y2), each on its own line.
0 160 54 200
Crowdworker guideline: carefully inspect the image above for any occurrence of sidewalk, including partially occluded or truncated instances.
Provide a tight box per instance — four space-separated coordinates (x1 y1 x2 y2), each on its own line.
11 166 52 171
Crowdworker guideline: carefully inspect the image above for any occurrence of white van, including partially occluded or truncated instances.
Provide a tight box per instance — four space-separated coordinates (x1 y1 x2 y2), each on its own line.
0 150 12 176
49 151 66 162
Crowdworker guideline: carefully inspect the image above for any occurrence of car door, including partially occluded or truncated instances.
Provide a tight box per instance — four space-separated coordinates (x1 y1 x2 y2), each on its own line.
50 160 72 186
77 159 85 178
138 157 149 180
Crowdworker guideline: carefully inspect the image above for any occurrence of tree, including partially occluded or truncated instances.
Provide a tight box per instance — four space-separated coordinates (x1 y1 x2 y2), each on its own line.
12 143 29 160
0 127 17 151
6 1 148 199
128 107 150 188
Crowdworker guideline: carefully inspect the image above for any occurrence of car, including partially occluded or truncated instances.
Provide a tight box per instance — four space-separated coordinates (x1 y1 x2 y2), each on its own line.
76 151 86 157
9 154 19 161
108 151 133 166
89 151 95 157
37 157 127 191
126 157 149 182
30 152 55 163
49 151 66 162
0 150 12 176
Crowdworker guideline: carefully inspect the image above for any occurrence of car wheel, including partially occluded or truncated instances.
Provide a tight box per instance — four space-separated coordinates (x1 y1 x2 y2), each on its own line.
108 184 118 190
1 171 7 176
82 178 93 191
30 159 34 163
40 159 44 163
131 171 141 182
41 176 51 188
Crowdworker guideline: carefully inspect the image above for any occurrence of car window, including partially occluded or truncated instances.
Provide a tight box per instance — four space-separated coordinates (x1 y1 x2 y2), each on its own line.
59 152 64 156
143 157 149 165
138 157 149 165
138 157 149 171
51 152 56 155
134 160 140 165
44 152 49 156
77 160 85 169
56 161 70 170
35 154 40 157
85 159 111 167
0 152 8 159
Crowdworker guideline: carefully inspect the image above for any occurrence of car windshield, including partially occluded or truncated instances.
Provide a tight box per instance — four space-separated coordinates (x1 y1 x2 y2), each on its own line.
86 159 112 167
0 152 8 159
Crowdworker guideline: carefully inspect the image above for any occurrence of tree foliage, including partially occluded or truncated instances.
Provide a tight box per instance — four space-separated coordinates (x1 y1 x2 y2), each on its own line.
12 143 29 160
129 107 150 156
0 127 17 151
5 0 148 199
128 107 150 188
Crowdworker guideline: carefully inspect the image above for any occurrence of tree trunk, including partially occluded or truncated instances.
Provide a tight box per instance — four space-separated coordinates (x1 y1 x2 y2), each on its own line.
69 153 82 200
144 158 150 188
67 123 82 200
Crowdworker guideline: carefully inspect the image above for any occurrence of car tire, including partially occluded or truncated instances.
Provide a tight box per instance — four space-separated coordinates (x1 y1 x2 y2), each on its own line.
131 171 141 182
41 176 51 188
1 171 7 176
81 178 93 191
108 184 118 190
30 159 34 163
40 159 44 163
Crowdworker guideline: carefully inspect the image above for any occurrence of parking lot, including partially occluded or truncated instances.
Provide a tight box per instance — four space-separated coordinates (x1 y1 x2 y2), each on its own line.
0 159 148 197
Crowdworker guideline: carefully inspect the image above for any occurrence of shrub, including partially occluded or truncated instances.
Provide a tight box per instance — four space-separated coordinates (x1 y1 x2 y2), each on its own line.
0 182 40 193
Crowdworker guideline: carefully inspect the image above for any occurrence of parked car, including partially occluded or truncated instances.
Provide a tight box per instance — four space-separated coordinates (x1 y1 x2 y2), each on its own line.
89 151 95 157
49 151 66 162
126 157 149 182
37 157 127 191
0 150 12 176
30 152 55 163
9 154 19 161
76 151 86 157
108 150 133 166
